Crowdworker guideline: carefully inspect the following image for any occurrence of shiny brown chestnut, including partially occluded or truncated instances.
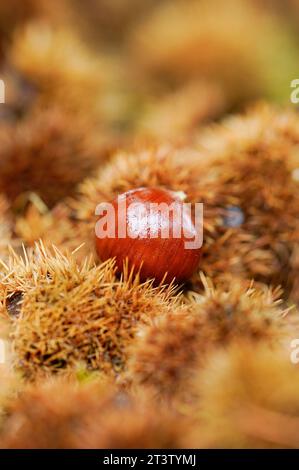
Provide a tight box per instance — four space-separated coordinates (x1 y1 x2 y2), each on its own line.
95 187 202 284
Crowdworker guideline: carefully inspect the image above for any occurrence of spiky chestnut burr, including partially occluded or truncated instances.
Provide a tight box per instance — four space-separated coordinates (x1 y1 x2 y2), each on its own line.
127 278 295 404
0 106 109 208
0 377 188 449
95 187 202 284
188 342 299 448
1 243 179 378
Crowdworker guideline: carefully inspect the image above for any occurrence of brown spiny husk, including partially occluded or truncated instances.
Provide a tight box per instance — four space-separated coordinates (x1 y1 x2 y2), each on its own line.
0 106 109 208
193 104 299 302
9 22 108 117
0 243 180 379
1 0 299 451
0 195 14 262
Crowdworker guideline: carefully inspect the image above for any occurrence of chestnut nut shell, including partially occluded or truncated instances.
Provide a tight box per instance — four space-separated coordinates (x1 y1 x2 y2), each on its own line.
95 187 202 284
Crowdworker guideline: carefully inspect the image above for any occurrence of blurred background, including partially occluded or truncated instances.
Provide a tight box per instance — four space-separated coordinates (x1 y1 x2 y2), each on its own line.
1 3 299 450
0 0 299 209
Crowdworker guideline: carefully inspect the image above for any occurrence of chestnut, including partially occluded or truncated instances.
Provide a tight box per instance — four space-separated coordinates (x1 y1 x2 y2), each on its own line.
95 187 202 284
